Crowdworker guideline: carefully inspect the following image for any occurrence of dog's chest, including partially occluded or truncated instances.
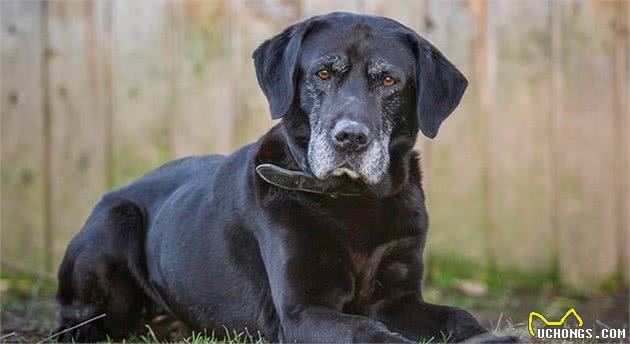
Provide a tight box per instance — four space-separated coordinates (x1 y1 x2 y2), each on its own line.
343 237 419 313
348 250 384 309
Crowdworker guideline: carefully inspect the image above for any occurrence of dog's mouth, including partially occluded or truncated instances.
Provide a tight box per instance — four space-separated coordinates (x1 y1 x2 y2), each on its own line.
329 166 360 179
318 161 362 181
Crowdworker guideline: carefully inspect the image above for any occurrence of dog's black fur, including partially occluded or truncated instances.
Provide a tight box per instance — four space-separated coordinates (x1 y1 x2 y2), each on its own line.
55 13 514 343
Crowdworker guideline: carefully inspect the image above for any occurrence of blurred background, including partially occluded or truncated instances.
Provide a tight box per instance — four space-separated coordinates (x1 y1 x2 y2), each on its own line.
1 0 628 342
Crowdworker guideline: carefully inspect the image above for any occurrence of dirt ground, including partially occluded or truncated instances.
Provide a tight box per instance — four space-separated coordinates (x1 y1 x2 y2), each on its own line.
1 279 57 343
1 275 628 343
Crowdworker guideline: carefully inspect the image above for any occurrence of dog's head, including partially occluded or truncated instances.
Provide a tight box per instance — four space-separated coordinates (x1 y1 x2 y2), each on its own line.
253 12 467 191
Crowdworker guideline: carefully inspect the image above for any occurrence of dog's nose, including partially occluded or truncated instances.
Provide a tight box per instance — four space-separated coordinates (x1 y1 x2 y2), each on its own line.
332 120 371 151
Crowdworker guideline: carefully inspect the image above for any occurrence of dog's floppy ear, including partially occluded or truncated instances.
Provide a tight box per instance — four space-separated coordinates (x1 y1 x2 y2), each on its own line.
253 21 311 119
408 33 468 138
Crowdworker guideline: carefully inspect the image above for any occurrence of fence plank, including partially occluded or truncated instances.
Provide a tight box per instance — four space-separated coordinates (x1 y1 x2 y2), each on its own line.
301 0 363 18
110 0 174 186
489 0 553 275
0 1 47 273
364 0 424 32
173 1 234 156
624 1 630 286
421 0 489 268
46 1 109 266
555 1 618 290
612 0 629 287
607 0 629 286
230 0 299 147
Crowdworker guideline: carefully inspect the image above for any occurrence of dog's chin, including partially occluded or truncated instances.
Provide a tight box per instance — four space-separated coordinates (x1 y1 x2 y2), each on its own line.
313 165 384 186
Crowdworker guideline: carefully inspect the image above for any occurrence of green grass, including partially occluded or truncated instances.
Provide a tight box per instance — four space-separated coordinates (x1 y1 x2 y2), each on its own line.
425 254 561 295
118 326 519 344
122 328 267 344
112 322 527 344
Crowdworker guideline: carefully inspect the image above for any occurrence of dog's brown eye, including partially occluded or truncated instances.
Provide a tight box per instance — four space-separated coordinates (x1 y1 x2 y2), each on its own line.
383 76 396 86
317 69 331 80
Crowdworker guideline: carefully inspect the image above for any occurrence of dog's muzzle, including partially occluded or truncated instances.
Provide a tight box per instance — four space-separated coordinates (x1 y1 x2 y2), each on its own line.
255 136 364 198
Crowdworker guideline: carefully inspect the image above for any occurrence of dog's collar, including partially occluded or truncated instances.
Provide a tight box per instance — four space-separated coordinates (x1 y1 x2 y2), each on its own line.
286 137 313 176
255 163 363 198
256 135 363 198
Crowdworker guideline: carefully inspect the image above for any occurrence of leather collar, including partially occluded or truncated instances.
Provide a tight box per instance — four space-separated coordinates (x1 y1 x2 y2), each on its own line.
255 164 363 198
255 137 363 198
286 136 312 175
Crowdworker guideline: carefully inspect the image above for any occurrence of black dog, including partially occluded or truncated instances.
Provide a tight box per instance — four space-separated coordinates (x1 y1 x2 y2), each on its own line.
55 12 514 343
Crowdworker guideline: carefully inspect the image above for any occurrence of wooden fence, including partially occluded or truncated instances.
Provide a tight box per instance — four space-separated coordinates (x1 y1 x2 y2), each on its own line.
1 0 628 291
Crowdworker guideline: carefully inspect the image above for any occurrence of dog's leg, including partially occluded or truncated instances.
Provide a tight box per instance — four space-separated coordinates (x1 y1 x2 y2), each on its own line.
373 296 518 343
55 198 148 342
260 225 414 343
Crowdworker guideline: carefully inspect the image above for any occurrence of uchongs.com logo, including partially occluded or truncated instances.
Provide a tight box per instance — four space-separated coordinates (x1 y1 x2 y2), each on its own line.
528 308 627 340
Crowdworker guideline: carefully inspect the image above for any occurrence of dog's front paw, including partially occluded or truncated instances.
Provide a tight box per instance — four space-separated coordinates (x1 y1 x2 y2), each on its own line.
353 322 416 343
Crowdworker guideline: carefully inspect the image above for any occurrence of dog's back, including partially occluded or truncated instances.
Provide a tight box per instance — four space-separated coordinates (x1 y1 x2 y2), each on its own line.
107 154 226 212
